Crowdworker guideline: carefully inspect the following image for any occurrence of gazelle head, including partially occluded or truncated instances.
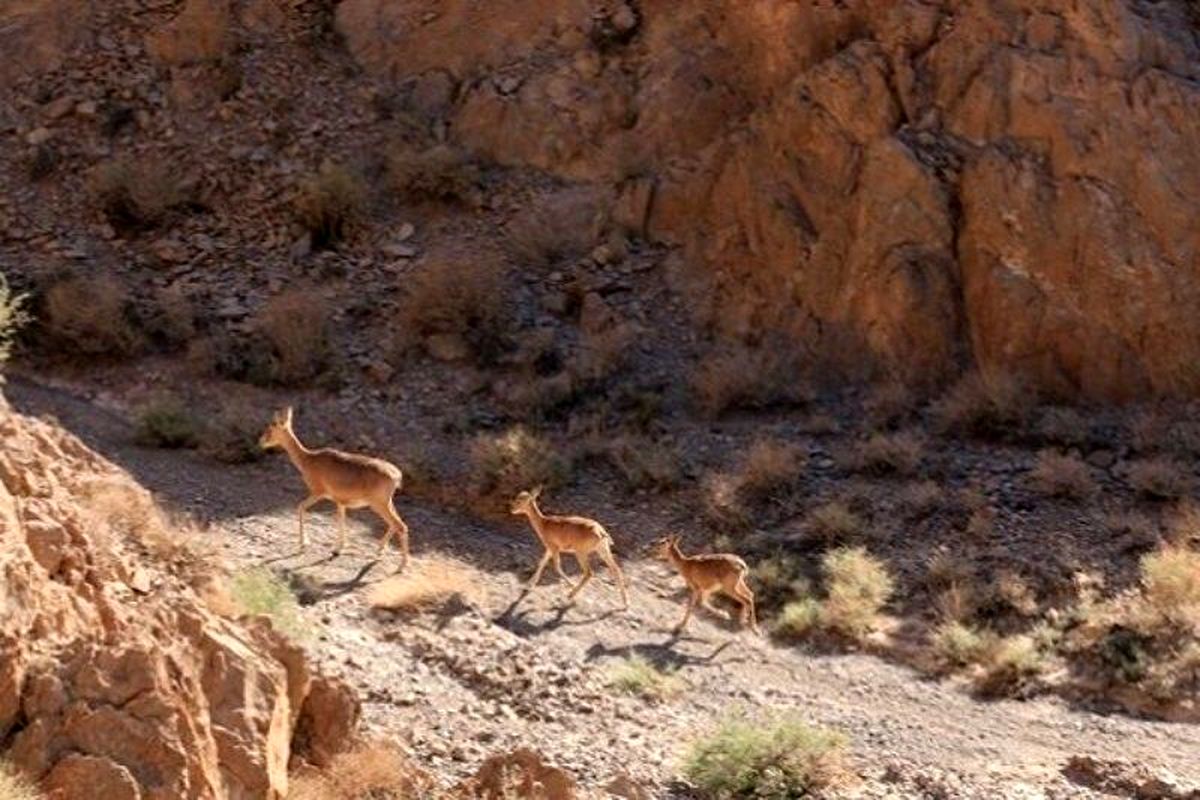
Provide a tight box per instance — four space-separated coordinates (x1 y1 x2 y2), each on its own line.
649 534 682 560
509 486 543 515
259 407 294 450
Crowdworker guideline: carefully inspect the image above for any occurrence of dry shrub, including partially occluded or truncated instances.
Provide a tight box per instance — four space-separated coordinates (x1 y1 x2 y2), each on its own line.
932 370 1034 440
864 381 915 429
470 427 571 498
506 194 597 269
0 273 29 368
294 162 366 248
388 143 479 203
369 555 482 611
0 761 39 800
42 275 138 356
1106 510 1161 553
691 343 811 418
135 394 201 449
934 581 977 623
1165 501 1200 548
229 568 310 641
204 401 267 464
605 655 683 701
898 480 944 518
90 157 188 230
987 569 1039 618
1139 546 1200 627
683 714 848 798
774 596 822 639
600 435 681 492
290 742 436 800
1029 450 1098 501
571 321 637 385
397 255 511 364
964 504 996 542
972 634 1046 697
255 289 330 385
140 285 196 349
820 547 894 640
79 479 214 571
1127 457 1195 501
739 438 804 502
924 548 975 593
1036 406 1094 447
932 621 986 669
806 501 865 545
841 432 923 477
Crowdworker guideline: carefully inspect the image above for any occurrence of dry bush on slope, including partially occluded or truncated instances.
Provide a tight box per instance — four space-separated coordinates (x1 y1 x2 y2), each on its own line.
1127 457 1195 501
1029 450 1098 501
42 275 138 356
0 761 39 800
821 547 894 640
369 556 483 611
839 431 923 477
0 273 29 368
469 427 572 500
932 370 1035 440
388 143 479 204
691 344 812 417
703 439 804 530
396 255 512 365
290 742 437 800
294 162 366 248
90 157 189 230
255 289 331 385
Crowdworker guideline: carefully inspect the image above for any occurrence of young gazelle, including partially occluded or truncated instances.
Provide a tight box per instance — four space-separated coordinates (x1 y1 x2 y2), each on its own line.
510 487 629 609
259 407 410 565
652 535 759 634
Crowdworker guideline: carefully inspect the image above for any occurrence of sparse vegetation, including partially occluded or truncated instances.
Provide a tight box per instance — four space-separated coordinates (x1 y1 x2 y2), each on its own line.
387 143 479 203
204 402 267 464
606 655 683 701
255 289 330 385
42 274 138 356
774 597 822 640
0 273 29 369
290 742 436 800
820 547 894 640
864 381 914 430
1127 457 1195 500
932 370 1034 440
135 395 201 449
229 568 310 641
898 480 944 518
691 344 811 418
1035 406 1094 448
805 501 865 545
683 714 847 798
470 427 572 498
90 157 189 230
506 195 597 268
294 162 366 248
397 255 511 365
1029 450 1097 501
571 321 637 385
0 761 39 800
1139 546 1200 625
841 431 923 477
739 439 804 502
932 621 985 669
973 634 1047 697
601 436 681 492
368 556 481 611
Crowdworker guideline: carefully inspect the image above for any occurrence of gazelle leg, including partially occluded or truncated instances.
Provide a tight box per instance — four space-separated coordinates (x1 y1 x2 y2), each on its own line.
296 495 322 550
702 590 731 620
598 542 629 609
736 578 760 634
376 497 410 566
675 591 699 632
333 504 348 555
553 553 569 582
528 550 553 588
567 553 594 601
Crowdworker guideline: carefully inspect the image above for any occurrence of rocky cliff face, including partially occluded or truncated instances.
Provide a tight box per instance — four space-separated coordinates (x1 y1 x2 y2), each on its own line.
0 391 358 799
337 0 1200 399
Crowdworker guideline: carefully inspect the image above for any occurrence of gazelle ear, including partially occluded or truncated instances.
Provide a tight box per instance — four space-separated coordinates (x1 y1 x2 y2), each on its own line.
531 485 543 499
283 406 294 425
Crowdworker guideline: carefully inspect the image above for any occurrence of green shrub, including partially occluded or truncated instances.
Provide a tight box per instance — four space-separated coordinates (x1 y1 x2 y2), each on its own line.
820 547 894 639
469 427 571 498
774 597 822 640
0 273 29 368
932 621 985 669
606 655 683 701
683 714 847 798
1140 546 1200 625
973 634 1046 697
135 396 201 449
230 569 310 641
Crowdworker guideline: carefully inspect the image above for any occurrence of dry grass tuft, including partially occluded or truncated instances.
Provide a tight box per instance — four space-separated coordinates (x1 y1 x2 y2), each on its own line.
806 501 866 545
841 431 923 477
388 143 479 203
290 742 437 800
1036 406 1094 447
1139 546 1200 627
397 255 511 365
1127 458 1195 501
470 427 572 499
898 480 945 518
1029 450 1098 501
691 344 811 418
506 195 598 269
774 596 822 640
599 436 681 493
605 655 683 701
932 370 1034 440
932 621 986 669
683 714 848 798
972 634 1047 697
135 395 201 449
368 556 482 611
79 479 215 573
229 568 310 641
864 381 915 429
294 162 366 248
255 289 330 385
90 157 188 230
820 547 894 640
43 275 138 356
0 761 39 800
739 438 804 501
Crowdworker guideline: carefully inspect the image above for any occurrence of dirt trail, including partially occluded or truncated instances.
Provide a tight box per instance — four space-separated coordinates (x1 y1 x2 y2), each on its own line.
9 376 1200 798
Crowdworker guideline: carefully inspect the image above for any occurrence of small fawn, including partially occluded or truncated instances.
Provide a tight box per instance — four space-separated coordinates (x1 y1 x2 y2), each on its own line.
652 535 758 634
510 487 629 609
259 407 410 564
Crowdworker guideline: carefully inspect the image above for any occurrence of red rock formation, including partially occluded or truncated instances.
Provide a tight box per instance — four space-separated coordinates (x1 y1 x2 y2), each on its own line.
0 392 358 799
338 0 1200 398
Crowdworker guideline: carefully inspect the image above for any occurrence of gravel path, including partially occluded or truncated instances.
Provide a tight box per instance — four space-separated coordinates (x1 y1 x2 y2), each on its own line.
9 376 1200 799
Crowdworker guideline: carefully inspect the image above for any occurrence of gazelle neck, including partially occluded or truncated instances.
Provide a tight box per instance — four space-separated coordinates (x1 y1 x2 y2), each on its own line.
278 427 313 472
523 499 548 540
667 541 687 569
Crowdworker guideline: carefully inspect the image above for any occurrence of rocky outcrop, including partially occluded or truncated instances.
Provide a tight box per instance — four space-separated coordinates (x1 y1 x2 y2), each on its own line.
0 392 358 799
338 0 1200 399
